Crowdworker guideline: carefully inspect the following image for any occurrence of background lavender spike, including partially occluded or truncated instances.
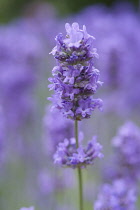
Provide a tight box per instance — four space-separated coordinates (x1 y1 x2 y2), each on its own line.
43 106 74 154
0 24 42 131
102 121 140 189
111 122 140 182
94 179 137 210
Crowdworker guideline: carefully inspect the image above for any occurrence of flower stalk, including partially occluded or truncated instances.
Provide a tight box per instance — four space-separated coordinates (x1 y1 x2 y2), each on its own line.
75 120 84 210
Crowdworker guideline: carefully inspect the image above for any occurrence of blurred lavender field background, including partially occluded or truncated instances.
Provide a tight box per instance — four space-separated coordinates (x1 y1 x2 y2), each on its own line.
0 0 140 209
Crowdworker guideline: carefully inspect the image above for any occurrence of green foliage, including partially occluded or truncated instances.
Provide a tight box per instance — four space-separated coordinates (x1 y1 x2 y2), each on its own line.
0 0 138 23
0 0 34 23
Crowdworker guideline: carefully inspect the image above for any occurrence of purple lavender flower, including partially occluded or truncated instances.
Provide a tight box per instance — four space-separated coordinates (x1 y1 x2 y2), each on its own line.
111 122 140 181
48 22 103 120
54 133 103 168
43 106 74 154
94 179 137 210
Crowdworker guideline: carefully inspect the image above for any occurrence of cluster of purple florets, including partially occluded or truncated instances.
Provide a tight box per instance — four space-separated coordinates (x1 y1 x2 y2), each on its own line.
54 134 103 168
48 23 103 120
94 179 137 210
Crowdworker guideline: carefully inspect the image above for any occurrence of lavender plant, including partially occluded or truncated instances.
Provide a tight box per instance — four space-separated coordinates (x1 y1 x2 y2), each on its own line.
48 22 103 210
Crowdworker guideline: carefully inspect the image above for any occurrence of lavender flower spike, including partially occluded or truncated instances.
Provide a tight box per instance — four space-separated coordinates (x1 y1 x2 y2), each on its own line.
48 22 103 120
54 134 103 169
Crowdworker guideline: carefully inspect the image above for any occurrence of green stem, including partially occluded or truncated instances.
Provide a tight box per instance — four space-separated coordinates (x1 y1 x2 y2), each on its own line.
75 120 84 210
